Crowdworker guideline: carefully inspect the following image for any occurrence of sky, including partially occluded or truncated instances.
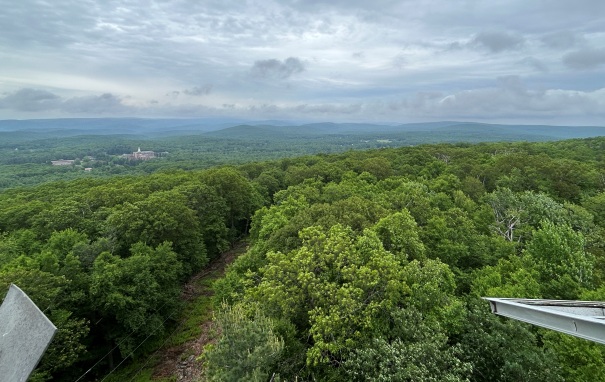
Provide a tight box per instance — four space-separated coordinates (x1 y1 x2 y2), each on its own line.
0 0 604 124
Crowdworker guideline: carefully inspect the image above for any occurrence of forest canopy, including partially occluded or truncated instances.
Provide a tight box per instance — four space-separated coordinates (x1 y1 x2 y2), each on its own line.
1 137 605 381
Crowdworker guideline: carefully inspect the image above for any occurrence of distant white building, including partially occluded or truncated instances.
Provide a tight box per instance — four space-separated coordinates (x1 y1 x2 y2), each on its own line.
51 159 75 166
124 147 156 160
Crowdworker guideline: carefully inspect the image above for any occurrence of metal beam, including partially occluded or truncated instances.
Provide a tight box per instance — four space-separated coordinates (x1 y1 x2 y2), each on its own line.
484 298 605 344
0 284 57 382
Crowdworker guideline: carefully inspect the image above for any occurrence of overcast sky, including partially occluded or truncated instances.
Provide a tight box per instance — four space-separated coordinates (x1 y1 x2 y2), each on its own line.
0 0 604 124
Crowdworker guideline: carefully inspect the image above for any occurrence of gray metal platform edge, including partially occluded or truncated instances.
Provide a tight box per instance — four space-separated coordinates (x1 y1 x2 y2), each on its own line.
484 298 605 344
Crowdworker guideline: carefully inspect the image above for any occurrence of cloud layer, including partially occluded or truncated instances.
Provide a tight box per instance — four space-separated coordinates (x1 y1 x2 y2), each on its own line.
251 58 305 79
0 0 604 123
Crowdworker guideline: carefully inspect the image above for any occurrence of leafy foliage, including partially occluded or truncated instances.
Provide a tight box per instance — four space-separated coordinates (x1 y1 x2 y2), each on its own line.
204 303 284 382
2 137 605 380
211 137 605 381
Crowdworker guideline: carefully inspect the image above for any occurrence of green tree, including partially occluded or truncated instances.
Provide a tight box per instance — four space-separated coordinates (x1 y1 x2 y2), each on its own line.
31 199 95 238
583 191 605 227
199 167 263 237
471 255 542 299
249 225 407 365
89 242 182 357
33 310 89 381
248 224 461 370
372 210 425 261
106 190 206 276
484 188 571 245
344 308 471 382
542 331 605 382
525 220 592 299
0 229 41 266
175 182 230 258
457 299 563 382
204 303 284 382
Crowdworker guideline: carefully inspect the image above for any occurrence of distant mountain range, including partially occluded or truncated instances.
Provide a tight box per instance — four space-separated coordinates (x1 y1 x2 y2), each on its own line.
1 118 604 142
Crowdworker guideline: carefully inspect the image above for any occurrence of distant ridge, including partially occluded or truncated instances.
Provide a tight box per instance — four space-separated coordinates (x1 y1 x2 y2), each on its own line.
1 118 604 142
203 121 605 141
437 123 605 140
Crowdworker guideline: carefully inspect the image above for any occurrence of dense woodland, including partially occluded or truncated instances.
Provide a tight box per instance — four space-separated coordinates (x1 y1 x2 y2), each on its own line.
2 120 604 191
0 131 407 190
1 136 605 381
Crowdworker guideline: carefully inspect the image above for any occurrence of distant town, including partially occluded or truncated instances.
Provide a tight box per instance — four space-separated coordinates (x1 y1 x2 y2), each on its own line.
51 148 157 170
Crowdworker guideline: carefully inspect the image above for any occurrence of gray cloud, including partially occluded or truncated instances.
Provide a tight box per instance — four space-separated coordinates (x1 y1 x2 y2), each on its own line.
2 82 603 124
0 89 131 115
429 78 603 120
519 57 548 72
183 85 214 96
0 0 95 49
496 75 527 94
563 49 605 70
0 88 61 112
541 31 582 50
281 0 405 14
0 1 604 124
62 93 129 114
237 82 604 123
250 57 305 79
470 31 524 53
392 54 407 69
293 103 362 115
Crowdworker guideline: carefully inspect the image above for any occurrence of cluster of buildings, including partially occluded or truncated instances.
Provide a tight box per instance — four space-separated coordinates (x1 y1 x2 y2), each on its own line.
50 159 92 171
51 148 156 164
50 148 157 171
50 159 75 166
123 147 156 161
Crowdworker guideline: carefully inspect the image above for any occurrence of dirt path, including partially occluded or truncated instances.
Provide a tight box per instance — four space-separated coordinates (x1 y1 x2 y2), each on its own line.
152 242 248 381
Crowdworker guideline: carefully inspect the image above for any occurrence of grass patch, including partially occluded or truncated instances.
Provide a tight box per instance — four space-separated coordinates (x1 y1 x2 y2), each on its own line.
166 286 216 347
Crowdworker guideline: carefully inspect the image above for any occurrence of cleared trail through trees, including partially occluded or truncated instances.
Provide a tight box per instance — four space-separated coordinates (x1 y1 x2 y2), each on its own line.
147 241 248 381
